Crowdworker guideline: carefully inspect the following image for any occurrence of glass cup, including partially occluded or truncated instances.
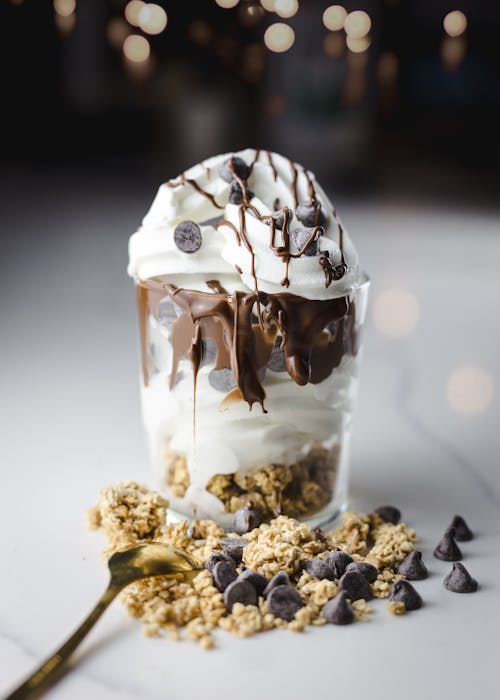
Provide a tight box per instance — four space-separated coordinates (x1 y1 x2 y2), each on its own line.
134 273 369 529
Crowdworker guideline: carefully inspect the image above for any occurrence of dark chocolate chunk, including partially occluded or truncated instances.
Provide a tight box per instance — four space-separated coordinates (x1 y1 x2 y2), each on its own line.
443 562 478 593
268 337 286 372
433 527 462 562
322 592 355 625
389 580 423 610
233 506 263 535
374 505 401 524
208 368 237 393
267 585 303 622
174 220 202 253
238 569 268 596
263 571 290 598
296 202 326 227
324 550 353 579
303 557 335 581
205 550 234 572
220 537 248 565
345 561 379 583
224 579 258 610
449 515 473 542
212 559 238 593
291 227 319 256
397 551 428 580
219 156 250 183
338 570 373 601
228 180 254 205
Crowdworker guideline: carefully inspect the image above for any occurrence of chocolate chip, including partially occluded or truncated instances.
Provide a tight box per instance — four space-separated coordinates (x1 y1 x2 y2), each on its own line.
397 551 428 580
219 156 250 183
303 557 335 580
224 579 258 610
268 337 286 372
238 569 268 596
443 562 478 593
433 527 462 562
389 580 423 610
233 506 262 535
449 515 473 542
220 537 248 565
296 202 326 227
174 220 202 253
212 560 238 593
263 571 290 598
208 368 237 393
264 210 285 230
205 551 234 572
322 592 355 625
324 550 353 578
291 227 319 256
374 505 401 524
267 585 303 621
228 180 254 205
332 263 347 281
345 561 379 583
339 570 373 601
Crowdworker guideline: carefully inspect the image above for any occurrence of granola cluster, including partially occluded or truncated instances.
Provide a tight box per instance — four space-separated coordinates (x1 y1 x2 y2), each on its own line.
88 481 420 649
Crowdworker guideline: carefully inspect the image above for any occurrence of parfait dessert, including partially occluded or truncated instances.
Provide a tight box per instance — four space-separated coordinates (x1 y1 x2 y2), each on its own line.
128 148 369 528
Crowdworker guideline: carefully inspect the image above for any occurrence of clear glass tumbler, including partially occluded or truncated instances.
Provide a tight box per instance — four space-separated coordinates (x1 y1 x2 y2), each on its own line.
134 273 369 529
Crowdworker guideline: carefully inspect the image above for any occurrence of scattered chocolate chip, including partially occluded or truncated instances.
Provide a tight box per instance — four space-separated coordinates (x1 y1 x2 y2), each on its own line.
219 156 250 183
263 210 285 230
212 560 238 593
296 202 326 227
324 550 353 578
345 561 379 583
374 505 401 524
267 585 303 621
224 579 258 610
233 506 262 535
220 537 248 565
208 368 237 393
433 527 462 562
322 592 355 625
268 337 286 372
339 570 373 601
397 551 428 580
443 562 478 593
238 569 268 596
449 515 473 542
228 180 254 205
332 263 347 281
205 551 235 572
389 580 423 610
174 220 202 253
291 227 319 256
263 571 290 598
303 557 335 581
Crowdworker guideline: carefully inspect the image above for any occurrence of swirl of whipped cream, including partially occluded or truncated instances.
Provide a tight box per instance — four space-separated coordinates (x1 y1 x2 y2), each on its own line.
128 148 361 299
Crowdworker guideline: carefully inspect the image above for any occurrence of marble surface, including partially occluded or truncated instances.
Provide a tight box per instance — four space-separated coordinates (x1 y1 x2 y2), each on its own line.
1 175 499 700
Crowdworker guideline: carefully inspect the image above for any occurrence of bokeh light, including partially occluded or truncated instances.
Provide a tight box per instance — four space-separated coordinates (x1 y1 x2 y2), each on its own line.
443 10 467 37
138 4 167 35
441 36 466 71
188 20 213 46
264 23 295 52
346 35 371 53
238 3 265 27
377 51 399 84
107 17 130 50
447 366 493 416
323 32 344 59
373 289 420 339
322 5 346 31
215 0 239 8
344 10 371 39
275 0 299 19
54 12 75 34
123 34 150 62
260 0 276 11
53 0 75 17
125 0 145 26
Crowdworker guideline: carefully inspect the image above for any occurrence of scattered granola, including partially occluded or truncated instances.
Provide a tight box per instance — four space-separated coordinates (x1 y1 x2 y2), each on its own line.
386 601 406 616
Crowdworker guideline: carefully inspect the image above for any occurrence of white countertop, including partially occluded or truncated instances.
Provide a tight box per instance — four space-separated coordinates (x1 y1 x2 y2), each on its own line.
1 184 499 700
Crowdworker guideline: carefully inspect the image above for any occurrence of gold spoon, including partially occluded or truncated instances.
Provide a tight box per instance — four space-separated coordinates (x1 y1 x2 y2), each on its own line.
5 542 201 700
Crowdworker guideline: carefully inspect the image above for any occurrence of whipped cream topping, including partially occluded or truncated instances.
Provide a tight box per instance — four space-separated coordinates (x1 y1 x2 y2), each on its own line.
128 148 361 300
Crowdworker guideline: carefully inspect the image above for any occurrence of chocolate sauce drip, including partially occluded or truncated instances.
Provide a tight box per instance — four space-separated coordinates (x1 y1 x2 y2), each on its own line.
167 172 224 210
206 280 228 295
248 149 261 175
266 150 278 181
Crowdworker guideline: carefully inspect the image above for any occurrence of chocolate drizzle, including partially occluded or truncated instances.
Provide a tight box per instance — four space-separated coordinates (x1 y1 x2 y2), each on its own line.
167 172 224 210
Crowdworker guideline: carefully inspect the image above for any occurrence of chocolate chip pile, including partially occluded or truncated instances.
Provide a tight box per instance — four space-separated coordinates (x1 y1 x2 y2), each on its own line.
87 483 479 649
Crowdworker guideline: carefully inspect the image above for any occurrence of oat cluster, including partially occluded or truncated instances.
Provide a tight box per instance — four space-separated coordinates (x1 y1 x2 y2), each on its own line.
88 481 418 649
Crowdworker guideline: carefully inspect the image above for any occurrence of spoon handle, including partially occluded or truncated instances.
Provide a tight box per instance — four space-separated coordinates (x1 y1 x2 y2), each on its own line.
5 582 121 700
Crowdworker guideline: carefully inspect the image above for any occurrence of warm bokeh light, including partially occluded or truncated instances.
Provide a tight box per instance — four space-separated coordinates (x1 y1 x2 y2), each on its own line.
54 12 75 33
137 3 167 34
264 23 295 52
441 36 466 71
447 366 494 416
260 0 276 11
373 289 420 339
443 10 467 37
377 51 399 83
123 34 151 62
344 10 371 39
125 0 145 26
188 20 213 46
238 3 265 26
53 0 75 17
346 35 371 53
322 5 346 31
275 0 299 19
323 32 344 59
215 0 239 8
107 17 130 50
